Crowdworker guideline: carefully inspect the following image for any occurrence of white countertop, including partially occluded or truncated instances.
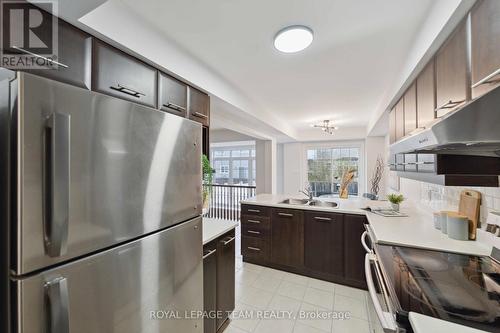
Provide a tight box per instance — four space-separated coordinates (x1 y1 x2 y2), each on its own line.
203 218 238 245
241 194 492 256
241 193 367 215
409 312 487 333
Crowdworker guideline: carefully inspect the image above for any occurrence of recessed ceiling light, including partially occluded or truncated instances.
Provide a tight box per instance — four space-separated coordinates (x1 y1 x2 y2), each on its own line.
274 25 313 53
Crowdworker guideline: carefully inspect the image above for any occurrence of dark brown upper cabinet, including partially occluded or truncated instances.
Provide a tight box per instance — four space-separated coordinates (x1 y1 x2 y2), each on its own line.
344 214 368 288
435 20 470 118
395 98 405 141
270 208 304 269
471 0 500 98
403 83 417 135
304 211 344 277
92 39 158 108
416 59 436 129
188 87 210 126
20 14 92 89
159 72 188 117
389 107 396 144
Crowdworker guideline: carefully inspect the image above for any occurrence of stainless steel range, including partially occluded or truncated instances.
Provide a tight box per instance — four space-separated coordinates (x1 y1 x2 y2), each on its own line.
0 70 204 333
362 227 500 332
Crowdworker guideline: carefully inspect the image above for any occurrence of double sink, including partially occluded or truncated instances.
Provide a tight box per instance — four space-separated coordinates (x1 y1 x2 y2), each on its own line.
280 198 338 208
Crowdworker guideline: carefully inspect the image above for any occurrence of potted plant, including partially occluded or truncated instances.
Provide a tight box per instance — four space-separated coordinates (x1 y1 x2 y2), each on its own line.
202 154 213 215
387 193 404 212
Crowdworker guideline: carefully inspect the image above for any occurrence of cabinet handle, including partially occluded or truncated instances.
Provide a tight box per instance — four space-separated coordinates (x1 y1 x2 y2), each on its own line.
434 99 464 113
278 212 293 217
222 236 235 245
247 246 261 251
247 230 261 235
414 161 434 165
247 219 261 224
471 67 500 88
247 209 260 213
313 216 332 221
192 112 208 119
164 102 186 112
110 83 146 98
203 249 217 259
12 46 68 68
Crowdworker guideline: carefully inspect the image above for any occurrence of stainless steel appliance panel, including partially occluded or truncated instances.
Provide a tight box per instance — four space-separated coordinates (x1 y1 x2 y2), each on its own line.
15 73 202 274
14 217 203 333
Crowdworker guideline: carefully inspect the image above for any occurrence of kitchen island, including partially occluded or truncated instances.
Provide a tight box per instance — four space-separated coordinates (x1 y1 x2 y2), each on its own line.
241 193 492 256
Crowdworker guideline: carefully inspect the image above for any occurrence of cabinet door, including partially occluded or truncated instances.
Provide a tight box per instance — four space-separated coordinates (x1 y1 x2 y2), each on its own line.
344 215 368 288
14 8 91 89
435 21 469 118
404 83 417 135
92 40 158 108
216 231 235 330
189 87 210 126
159 72 187 117
203 244 217 333
304 212 344 277
471 0 500 98
395 98 405 141
417 59 436 129
389 107 396 144
271 208 304 268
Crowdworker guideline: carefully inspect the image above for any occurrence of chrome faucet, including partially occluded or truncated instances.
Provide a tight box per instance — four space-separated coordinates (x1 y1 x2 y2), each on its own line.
299 185 314 201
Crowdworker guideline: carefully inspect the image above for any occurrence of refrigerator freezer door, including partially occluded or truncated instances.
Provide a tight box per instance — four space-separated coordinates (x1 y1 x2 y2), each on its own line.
13 73 202 275
14 217 203 333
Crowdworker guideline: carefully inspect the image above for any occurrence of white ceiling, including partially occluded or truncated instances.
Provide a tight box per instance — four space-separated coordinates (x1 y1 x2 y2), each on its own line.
120 0 435 135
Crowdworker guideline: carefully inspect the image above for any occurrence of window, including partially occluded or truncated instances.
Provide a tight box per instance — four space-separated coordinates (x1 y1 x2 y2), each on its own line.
210 143 256 185
306 146 360 196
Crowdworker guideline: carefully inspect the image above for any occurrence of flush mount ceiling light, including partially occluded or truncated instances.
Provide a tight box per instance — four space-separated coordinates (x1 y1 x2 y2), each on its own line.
274 25 314 53
312 120 339 135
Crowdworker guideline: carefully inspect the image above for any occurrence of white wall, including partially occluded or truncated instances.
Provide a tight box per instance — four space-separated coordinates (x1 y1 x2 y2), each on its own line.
210 129 256 143
256 140 277 194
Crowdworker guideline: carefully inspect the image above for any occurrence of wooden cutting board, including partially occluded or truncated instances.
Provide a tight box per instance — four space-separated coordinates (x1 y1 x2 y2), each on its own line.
458 190 481 240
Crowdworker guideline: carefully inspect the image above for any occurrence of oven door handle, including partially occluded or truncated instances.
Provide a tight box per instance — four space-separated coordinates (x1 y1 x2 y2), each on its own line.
365 253 397 332
361 231 372 253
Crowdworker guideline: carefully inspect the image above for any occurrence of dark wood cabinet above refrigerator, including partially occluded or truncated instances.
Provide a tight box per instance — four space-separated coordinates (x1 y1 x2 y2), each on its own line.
92 40 158 108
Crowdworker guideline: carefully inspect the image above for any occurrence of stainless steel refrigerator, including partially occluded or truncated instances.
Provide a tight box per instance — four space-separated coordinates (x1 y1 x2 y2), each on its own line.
0 70 204 333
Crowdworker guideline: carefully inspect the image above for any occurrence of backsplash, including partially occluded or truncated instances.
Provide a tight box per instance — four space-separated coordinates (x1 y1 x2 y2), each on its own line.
419 182 500 227
397 178 500 249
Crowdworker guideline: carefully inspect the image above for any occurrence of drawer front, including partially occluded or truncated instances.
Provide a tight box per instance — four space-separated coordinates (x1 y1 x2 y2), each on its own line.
241 205 270 217
159 72 187 117
242 224 269 239
92 39 158 108
242 237 269 262
188 87 210 126
241 215 270 229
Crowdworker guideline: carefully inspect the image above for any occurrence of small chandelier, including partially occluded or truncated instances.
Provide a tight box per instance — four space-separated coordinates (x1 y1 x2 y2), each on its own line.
313 120 339 135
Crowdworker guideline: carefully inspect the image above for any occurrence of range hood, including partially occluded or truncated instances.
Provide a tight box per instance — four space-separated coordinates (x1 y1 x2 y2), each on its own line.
391 84 500 157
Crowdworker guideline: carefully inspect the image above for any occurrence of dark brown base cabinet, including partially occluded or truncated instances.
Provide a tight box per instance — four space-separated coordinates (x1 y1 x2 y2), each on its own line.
203 230 235 333
241 204 368 290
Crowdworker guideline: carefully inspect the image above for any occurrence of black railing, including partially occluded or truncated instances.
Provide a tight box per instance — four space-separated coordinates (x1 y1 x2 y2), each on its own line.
204 184 256 221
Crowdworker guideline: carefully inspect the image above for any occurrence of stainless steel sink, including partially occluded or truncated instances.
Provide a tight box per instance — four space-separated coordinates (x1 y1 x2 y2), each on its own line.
280 198 310 205
308 200 338 208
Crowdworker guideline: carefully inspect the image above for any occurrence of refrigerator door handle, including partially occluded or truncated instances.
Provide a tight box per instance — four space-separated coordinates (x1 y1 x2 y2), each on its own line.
44 276 70 333
45 113 70 257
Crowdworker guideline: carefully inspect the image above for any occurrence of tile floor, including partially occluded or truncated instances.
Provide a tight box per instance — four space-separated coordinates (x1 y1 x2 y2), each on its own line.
225 256 384 333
